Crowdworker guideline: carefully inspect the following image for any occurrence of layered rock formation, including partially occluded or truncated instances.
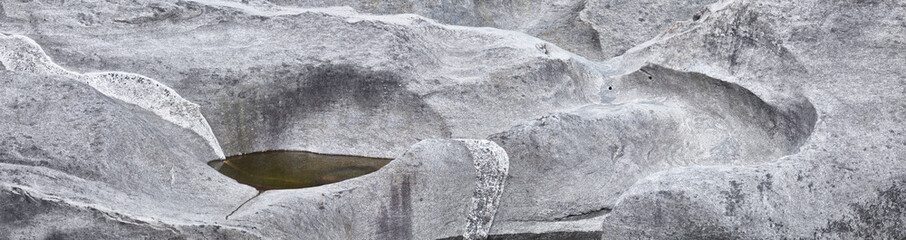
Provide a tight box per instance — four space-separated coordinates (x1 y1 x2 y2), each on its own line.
1 0 904 239
265 0 719 59
600 1 906 238
0 0 605 158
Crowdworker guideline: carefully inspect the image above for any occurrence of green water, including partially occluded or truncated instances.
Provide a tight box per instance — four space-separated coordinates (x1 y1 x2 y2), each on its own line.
208 151 393 190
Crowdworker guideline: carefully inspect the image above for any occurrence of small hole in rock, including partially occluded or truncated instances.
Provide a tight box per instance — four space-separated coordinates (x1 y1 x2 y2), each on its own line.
608 86 613 90
693 14 701 21
208 151 393 191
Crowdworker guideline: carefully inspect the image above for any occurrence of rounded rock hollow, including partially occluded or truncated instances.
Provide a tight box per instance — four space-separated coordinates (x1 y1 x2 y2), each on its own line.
208 150 393 191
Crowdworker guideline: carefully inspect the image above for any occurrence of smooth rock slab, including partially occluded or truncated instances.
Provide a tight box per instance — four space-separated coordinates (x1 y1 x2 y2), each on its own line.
224 139 509 240
600 0 906 238
267 0 719 59
489 64 815 223
1 0 904 238
0 73 510 238
0 0 605 158
0 70 258 239
0 33 225 158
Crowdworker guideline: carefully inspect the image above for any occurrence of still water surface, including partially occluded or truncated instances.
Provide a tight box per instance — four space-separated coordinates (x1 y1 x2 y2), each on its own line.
208 151 393 190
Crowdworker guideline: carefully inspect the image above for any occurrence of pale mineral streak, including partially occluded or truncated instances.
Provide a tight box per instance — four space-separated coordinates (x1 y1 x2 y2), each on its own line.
461 139 509 240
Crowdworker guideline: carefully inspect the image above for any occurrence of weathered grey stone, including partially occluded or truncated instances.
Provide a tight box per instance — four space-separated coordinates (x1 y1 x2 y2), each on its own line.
489 64 815 225
0 73 509 238
598 0 906 238
264 0 604 59
0 70 259 239
221 139 508 239
0 0 904 239
263 0 718 60
0 34 225 158
0 187 256 240
580 0 719 57
0 0 604 158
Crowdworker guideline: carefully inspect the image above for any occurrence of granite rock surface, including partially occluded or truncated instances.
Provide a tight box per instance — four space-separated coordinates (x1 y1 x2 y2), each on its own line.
599 0 906 238
0 0 904 239
264 0 719 59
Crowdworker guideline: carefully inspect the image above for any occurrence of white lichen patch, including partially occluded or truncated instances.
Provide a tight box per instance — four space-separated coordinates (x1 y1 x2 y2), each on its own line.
458 139 509 240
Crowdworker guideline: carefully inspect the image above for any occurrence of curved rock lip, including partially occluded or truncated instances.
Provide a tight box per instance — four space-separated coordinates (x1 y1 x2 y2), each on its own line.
488 63 817 222
0 33 225 159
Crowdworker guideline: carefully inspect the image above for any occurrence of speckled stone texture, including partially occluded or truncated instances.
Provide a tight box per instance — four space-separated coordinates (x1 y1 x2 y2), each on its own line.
1 0 904 239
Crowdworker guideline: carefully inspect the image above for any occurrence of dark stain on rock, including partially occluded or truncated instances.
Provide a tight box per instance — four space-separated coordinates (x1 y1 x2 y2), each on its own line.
721 180 746 216
262 64 449 143
378 174 413 239
650 191 686 225
701 3 805 76
603 190 736 239
628 64 818 156
757 173 773 193
1 188 187 239
819 176 906 238
43 231 67 240
202 63 451 154
653 190 736 239
1 188 44 225
438 231 603 240
270 64 408 119
113 1 203 24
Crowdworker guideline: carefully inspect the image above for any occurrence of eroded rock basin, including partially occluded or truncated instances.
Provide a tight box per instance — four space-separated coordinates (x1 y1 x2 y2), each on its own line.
208 151 392 190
